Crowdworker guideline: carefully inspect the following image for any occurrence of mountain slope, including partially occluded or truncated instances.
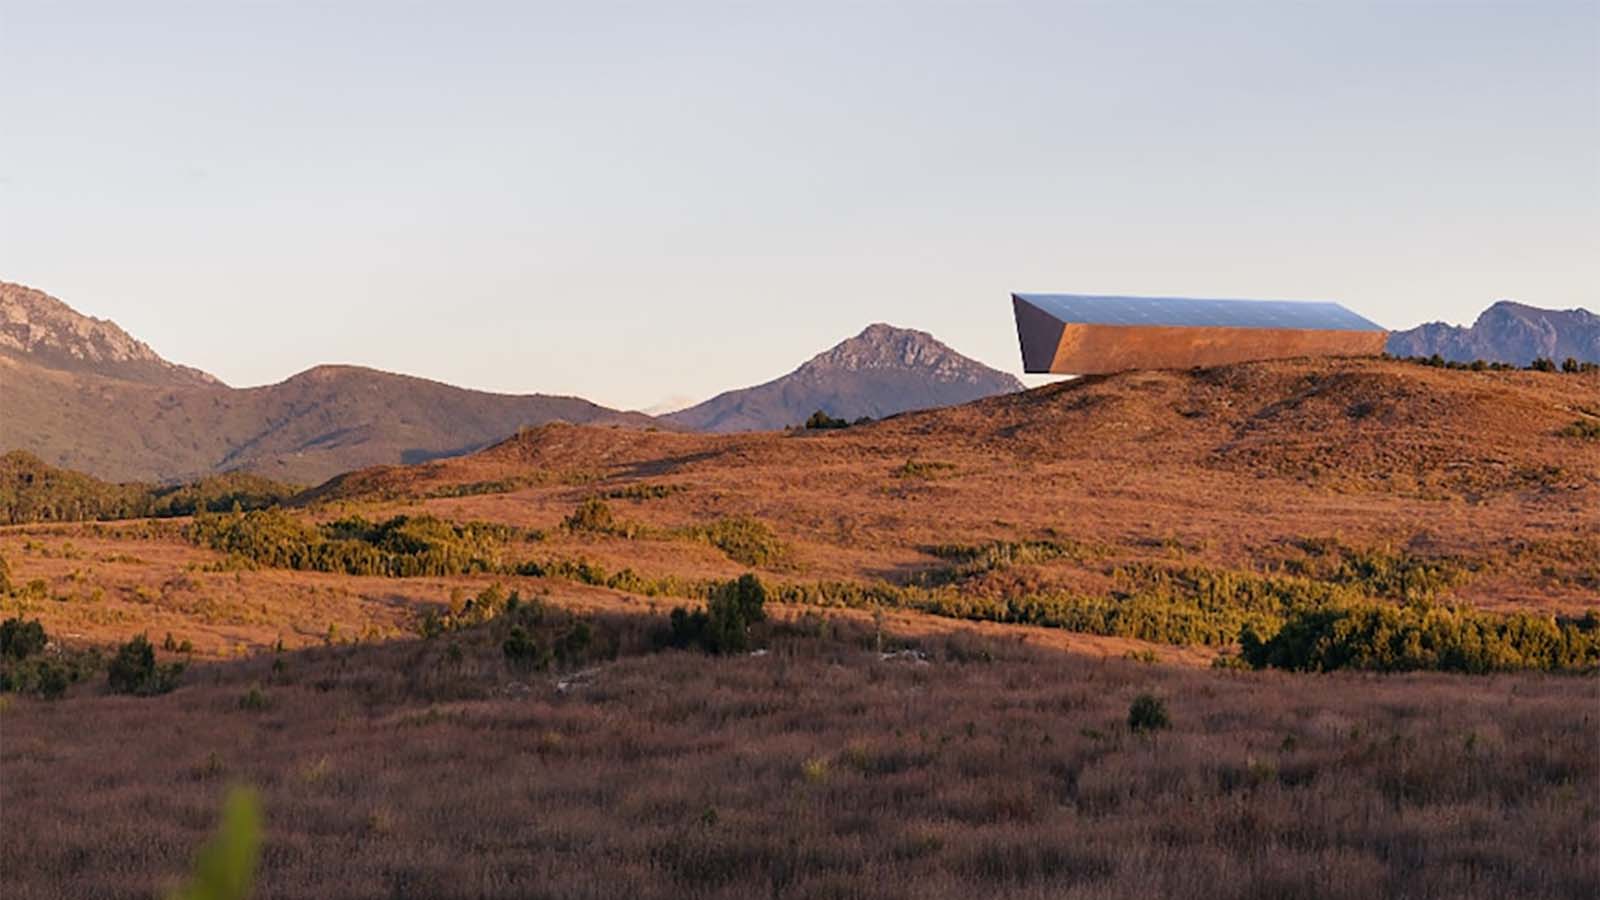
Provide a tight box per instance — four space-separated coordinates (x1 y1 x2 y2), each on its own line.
663 323 1024 432
0 282 660 483
1387 301 1600 365
0 280 222 386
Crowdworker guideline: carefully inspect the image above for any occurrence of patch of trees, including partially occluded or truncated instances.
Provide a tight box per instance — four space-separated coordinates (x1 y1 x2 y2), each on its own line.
0 451 298 525
1239 602 1600 674
560 498 789 567
802 410 873 430
187 509 522 577
1397 354 1598 374
1 617 80 698
663 574 768 654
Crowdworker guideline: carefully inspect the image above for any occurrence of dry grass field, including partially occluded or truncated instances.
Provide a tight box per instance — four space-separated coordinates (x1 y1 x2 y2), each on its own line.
2 358 1598 897
3 611 1597 900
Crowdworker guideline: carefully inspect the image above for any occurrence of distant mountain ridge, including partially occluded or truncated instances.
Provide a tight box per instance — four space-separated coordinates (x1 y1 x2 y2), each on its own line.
0 281 222 387
664 323 1024 432
0 281 659 484
1386 301 1600 366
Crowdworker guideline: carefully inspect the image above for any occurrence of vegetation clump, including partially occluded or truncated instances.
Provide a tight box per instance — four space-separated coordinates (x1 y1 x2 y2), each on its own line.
1558 418 1600 440
665 574 767 654
188 509 518 577
1240 602 1600 674
603 482 687 501
1127 694 1170 733
801 411 871 430
106 634 185 695
0 451 298 525
891 459 957 479
682 517 788 567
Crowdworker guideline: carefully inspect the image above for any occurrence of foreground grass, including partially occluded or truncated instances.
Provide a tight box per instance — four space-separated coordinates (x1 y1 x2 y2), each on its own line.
2 611 1596 900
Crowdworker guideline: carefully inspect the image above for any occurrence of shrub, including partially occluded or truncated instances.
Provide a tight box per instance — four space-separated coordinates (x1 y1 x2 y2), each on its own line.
1559 419 1600 440
689 518 787 567
1529 357 1557 372
1128 694 1170 733
0 551 10 594
502 625 549 671
1 617 48 659
107 634 184 695
892 459 957 479
803 410 850 430
238 684 271 711
666 574 767 654
564 498 619 534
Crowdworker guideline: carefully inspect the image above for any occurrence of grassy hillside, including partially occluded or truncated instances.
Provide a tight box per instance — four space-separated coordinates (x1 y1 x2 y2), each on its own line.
0 356 661 484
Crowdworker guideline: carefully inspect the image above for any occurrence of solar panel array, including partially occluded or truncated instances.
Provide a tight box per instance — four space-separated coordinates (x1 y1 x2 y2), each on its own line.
1013 294 1386 332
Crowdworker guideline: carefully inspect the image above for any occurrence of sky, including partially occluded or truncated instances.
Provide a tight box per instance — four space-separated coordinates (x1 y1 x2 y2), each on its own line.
2 1 1596 412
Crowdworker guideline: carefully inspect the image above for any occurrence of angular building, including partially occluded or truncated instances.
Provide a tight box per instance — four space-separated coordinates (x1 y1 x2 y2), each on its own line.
1013 293 1389 375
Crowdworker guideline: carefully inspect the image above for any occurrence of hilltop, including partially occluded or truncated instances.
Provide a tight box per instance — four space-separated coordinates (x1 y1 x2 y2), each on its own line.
663 323 1023 432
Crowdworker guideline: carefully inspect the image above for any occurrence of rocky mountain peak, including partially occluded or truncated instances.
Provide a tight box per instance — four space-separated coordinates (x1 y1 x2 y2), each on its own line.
800 323 1024 388
0 280 222 386
1386 300 1599 366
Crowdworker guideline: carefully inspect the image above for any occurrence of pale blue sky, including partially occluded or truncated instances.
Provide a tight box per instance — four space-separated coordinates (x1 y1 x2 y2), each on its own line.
2 1 1596 411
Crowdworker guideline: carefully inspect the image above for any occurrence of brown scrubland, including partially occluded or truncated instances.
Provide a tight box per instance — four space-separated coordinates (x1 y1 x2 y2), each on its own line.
1 357 1598 897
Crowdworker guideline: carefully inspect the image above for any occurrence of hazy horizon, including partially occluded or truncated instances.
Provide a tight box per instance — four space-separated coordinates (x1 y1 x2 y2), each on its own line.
3 1 1595 410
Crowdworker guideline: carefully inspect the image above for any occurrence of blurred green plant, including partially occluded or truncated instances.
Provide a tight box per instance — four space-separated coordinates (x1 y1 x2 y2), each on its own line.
168 787 261 900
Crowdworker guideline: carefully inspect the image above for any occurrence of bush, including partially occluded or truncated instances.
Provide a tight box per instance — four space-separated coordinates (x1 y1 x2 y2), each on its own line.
689 518 787 567
1529 357 1557 372
666 574 767 654
107 634 184 695
1 617 48 659
803 411 850 430
502 625 549 671
1559 419 1600 440
238 684 271 711
0 551 10 594
1128 694 1170 733
564 498 619 534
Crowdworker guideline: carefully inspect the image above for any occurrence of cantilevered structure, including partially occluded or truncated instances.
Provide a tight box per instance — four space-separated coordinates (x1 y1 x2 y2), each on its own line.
1013 293 1388 375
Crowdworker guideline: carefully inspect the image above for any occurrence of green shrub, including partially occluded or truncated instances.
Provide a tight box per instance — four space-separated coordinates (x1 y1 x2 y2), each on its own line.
1241 603 1600 673
1529 357 1557 372
892 459 957 479
107 634 184 695
803 410 850 430
688 518 787 567
167 787 261 900
238 684 270 712
0 551 10 595
1 617 48 659
1559 419 1600 440
1128 694 1170 733
502 625 549 671
187 509 515 577
666 573 767 654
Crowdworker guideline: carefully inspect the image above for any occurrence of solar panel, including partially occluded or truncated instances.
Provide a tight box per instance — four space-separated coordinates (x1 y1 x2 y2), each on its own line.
1012 294 1385 332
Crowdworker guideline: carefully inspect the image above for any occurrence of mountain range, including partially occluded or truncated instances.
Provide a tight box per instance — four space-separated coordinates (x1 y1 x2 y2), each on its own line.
0 282 1023 483
0 282 657 484
1385 301 1600 365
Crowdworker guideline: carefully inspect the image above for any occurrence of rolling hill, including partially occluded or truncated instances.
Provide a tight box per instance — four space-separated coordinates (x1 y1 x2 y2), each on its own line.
662 323 1024 432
